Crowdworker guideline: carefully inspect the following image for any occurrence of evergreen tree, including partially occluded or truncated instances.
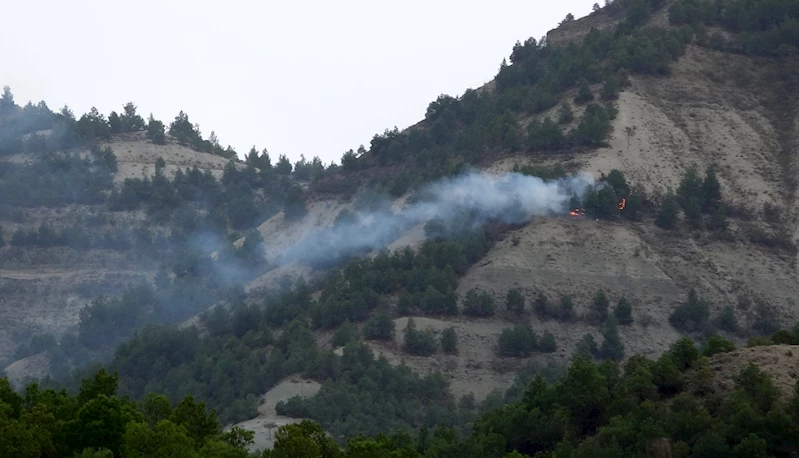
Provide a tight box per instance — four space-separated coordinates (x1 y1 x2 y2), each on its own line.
574 80 594 105
403 318 437 356
559 295 575 321
533 291 552 319
146 115 166 145
600 317 624 361
701 167 722 213
539 331 557 353
506 289 525 315
441 327 458 354
592 290 610 323
0 85 15 114
574 333 600 359
276 154 293 175
363 308 395 341
463 289 496 317
656 192 679 229
614 297 633 325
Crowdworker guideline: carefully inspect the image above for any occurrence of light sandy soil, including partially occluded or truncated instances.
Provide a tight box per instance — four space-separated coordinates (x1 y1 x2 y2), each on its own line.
229 377 322 452
99 132 238 183
705 345 799 401
3 351 49 387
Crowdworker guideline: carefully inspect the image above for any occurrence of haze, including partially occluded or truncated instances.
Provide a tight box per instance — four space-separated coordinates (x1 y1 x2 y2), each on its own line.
0 0 593 164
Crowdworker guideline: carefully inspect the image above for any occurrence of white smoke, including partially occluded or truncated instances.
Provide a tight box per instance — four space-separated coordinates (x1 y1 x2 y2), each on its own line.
280 171 596 266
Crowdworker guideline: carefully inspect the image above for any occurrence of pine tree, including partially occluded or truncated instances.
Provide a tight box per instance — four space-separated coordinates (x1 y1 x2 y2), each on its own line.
600 317 624 361
656 192 679 229
702 167 722 213
593 290 610 323
506 289 525 315
441 327 458 354
614 297 633 325
574 80 594 105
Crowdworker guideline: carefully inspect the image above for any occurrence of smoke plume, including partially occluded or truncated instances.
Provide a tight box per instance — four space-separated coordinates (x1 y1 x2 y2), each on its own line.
280 171 596 266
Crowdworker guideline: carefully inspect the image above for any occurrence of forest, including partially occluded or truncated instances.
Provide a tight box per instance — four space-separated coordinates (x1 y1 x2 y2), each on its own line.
3 0 799 455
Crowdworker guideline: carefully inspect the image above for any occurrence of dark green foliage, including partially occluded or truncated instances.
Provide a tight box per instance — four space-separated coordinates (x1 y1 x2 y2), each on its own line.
600 317 624 361
560 295 576 321
752 301 780 336
506 289 525 315
332 320 359 347
498 324 537 357
403 318 437 356
276 154 292 175
574 80 595 105
363 308 395 341
592 290 610 323
533 291 553 320
75 107 111 141
670 0 799 57
601 75 621 100
283 185 307 221
527 117 565 150
656 192 680 229
669 289 710 334
571 103 613 147
702 167 722 213
701 335 736 357
146 115 166 144
463 289 496 317
441 327 458 354
539 331 557 353
670 338 699 371
614 297 633 325
0 369 248 458
584 186 619 220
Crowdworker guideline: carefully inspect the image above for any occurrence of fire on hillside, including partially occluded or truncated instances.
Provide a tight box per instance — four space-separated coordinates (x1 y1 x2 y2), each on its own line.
568 198 627 218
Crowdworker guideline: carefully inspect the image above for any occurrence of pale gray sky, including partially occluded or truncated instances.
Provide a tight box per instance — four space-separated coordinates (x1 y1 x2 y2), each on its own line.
1 0 593 164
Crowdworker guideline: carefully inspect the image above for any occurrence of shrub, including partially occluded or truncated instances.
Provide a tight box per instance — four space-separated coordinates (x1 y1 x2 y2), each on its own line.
498 324 537 357
701 335 735 357
573 334 599 360
534 291 553 320
656 192 679 229
463 289 496 317
669 289 710 334
559 295 575 321
592 290 610 323
670 338 699 371
713 306 738 334
506 289 525 315
332 320 359 347
441 327 458 354
403 318 437 356
600 317 624 361
614 297 633 325
574 80 595 105
539 331 557 353
363 308 395 341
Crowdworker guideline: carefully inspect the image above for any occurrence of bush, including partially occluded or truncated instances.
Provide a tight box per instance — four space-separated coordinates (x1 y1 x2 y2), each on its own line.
498 324 537 357
146 115 166 144
701 335 735 357
592 290 610 323
614 297 633 325
441 327 458 354
574 80 594 105
670 338 699 371
573 334 599 360
669 289 710 334
463 289 496 317
332 320 359 347
713 306 738 334
403 318 437 356
559 295 575 321
506 289 525 315
363 308 395 341
656 192 680 229
533 292 553 320
600 317 624 361
539 331 557 353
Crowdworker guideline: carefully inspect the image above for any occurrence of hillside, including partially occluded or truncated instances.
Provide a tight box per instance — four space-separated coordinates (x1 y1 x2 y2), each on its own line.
2 0 799 455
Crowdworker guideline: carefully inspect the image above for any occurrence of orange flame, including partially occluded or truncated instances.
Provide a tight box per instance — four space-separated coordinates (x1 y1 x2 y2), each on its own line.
618 198 627 211
569 208 586 217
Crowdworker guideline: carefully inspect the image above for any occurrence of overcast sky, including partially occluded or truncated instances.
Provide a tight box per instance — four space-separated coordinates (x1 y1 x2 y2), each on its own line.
1 0 593 164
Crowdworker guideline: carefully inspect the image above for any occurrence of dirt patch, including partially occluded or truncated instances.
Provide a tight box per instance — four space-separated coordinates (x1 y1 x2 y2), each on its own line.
706 345 799 401
3 351 50 387
229 377 321 452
